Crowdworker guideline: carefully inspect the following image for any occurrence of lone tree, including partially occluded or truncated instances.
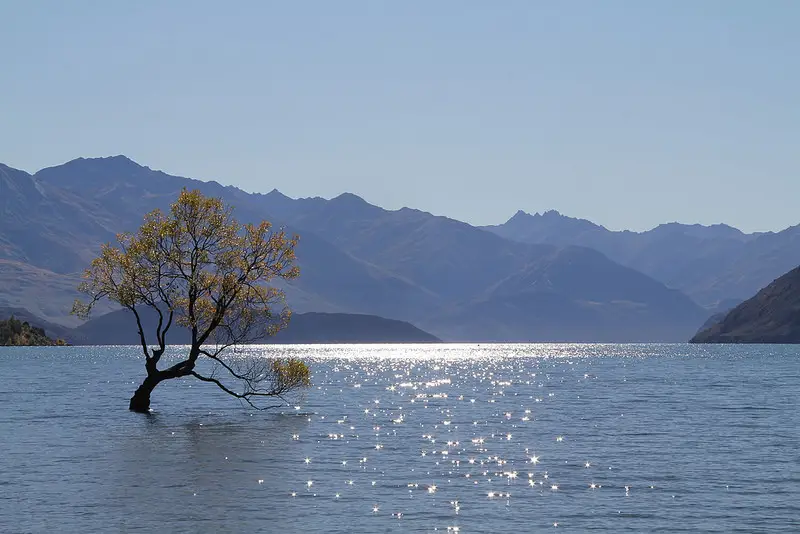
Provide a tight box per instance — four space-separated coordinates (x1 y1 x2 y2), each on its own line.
73 189 310 412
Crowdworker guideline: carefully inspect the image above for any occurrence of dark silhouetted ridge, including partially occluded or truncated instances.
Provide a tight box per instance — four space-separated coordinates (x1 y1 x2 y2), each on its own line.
691 266 800 343
71 308 440 345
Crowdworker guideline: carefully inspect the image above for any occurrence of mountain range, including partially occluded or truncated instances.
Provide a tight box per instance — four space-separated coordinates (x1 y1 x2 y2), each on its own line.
1 155 797 342
485 210 800 311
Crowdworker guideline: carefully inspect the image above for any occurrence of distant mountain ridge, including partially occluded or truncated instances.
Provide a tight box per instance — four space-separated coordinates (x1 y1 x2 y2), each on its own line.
485 209 799 308
0 306 439 345
69 309 441 345
16 156 440 326
0 154 757 342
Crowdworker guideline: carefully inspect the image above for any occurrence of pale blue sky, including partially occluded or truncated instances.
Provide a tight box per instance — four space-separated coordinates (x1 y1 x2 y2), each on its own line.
1 1 798 231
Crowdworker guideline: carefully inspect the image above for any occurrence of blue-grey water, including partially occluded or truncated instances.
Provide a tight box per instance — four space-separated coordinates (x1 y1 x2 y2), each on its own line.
1 344 798 533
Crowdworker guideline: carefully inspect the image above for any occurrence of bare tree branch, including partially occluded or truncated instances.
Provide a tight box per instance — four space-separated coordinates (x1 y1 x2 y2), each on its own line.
190 371 283 411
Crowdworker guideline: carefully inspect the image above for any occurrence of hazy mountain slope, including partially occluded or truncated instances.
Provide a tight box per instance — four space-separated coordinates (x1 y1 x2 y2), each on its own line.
23 157 442 323
485 210 800 307
431 247 707 342
0 163 118 274
0 260 116 327
70 307 440 345
702 226 800 306
253 190 709 341
691 266 800 343
256 192 557 301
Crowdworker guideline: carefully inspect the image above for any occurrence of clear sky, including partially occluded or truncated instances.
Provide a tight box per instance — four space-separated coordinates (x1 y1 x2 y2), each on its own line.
1 1 798 232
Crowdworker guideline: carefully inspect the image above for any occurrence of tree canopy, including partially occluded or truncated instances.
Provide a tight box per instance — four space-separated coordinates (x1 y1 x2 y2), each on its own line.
0 316 66 346
73 188 309 412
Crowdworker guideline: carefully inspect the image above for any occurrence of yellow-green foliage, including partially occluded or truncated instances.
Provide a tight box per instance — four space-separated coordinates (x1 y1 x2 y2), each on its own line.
72 188 310 408
0 316 65 346
73 188 300 339
271 358 312 392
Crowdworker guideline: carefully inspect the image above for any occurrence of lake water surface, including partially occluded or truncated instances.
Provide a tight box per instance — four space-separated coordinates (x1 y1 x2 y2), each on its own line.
1 344 798 533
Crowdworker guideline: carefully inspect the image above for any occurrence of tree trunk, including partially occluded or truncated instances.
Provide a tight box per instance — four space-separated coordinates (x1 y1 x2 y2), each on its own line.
129 374 160 413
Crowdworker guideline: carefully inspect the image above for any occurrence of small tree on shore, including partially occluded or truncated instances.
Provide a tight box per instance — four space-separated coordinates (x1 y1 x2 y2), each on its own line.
73 189 309 412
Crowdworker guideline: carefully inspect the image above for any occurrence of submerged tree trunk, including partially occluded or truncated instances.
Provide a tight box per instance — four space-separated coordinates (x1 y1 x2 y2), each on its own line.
129 374 161 413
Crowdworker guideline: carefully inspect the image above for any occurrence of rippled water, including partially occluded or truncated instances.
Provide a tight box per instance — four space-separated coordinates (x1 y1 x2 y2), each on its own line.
1 344 798 533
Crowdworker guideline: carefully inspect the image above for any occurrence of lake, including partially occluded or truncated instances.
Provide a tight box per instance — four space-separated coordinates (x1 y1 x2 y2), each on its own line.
0 344 798 533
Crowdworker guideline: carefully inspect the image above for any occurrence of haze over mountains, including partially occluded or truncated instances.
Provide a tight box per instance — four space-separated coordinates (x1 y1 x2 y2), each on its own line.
485 210 800 311
1 155 797 342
